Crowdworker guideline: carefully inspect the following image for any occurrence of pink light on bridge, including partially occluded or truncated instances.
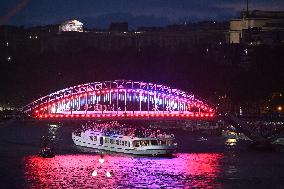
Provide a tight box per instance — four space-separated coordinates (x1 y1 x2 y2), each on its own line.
24 80 216 120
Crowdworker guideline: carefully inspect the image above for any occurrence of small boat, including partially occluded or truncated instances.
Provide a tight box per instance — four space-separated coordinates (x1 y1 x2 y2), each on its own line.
72 122 177 156
197 136 208 141
39 146 55 158
38 136 55 158
272 138 284 146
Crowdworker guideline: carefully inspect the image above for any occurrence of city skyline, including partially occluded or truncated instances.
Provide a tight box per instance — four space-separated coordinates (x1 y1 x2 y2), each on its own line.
1 0 284 28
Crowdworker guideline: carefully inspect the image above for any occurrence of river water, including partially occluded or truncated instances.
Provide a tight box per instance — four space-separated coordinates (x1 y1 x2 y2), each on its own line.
0 121 284 188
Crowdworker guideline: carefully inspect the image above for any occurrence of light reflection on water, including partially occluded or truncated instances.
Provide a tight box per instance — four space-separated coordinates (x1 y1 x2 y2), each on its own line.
24 153 223 188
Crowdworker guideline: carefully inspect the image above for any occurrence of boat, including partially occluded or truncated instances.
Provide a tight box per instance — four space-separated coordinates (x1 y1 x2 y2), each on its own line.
272 138 284 146
72 122 177 156
38 146 55 158
222 130 251 141
38 136 55 158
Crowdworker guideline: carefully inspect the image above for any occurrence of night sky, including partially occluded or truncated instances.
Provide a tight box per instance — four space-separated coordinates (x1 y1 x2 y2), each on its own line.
1 0 284 28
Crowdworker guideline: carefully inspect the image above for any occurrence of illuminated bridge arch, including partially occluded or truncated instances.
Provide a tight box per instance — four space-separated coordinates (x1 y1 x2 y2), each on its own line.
23 80 215 119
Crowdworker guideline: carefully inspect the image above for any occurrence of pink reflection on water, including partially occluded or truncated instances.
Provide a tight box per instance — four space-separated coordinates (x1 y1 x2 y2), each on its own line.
24 153 223 188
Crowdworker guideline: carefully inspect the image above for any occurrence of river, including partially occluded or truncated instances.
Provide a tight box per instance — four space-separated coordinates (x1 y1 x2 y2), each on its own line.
0 120 284 188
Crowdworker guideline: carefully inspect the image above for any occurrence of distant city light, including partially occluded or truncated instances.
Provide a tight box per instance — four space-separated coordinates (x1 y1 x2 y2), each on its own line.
278 106 282 111
6 42 9 46
226 138 237 146
244 49 248 55
7 56 11 61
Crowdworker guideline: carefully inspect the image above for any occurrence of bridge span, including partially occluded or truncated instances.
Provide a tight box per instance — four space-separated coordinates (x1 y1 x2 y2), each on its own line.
22 80 215 120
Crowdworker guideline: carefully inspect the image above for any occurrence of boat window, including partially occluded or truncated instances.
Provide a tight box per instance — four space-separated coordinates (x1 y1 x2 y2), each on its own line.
105 137 110 143
89 136 93 141
150 140 158 145
166 140 173 145
110 139 114 144
133 141 140 147
158 140 167 145
142 140 150 146
125 141 128 146
116 140 119 145
93 136 97 141
121 141 124 146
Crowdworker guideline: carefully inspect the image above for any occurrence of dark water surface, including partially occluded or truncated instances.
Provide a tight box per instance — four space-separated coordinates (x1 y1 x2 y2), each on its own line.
0 121 284 188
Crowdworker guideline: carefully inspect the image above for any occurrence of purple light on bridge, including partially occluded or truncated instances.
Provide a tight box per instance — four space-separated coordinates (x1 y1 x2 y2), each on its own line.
22 80 215 120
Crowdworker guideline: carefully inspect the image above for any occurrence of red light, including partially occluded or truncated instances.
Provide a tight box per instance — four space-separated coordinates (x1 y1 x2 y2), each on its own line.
44 115 48 118
35 110 39 113
92 114 95 117
39 115 43 118
65 115 69 118
81 114 85 117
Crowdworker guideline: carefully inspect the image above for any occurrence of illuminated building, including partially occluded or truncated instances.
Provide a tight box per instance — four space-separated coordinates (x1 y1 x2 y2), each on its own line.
229 10 284 44
59 20 83 32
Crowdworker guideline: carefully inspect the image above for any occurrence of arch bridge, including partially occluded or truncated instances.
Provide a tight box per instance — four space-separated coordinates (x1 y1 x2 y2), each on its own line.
22 80 215 120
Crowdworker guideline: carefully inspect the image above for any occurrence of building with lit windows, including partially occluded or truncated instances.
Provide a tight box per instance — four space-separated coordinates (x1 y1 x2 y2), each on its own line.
229 10 284 44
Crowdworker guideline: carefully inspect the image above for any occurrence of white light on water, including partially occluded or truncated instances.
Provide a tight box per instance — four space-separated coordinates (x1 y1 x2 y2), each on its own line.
99 158 105 164
92 170 97 177
106 171 111 177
